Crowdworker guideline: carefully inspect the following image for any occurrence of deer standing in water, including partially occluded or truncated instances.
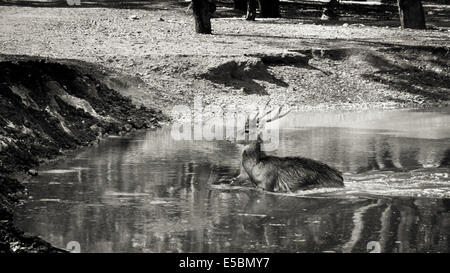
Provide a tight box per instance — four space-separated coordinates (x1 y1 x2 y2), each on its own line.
231 104 344 192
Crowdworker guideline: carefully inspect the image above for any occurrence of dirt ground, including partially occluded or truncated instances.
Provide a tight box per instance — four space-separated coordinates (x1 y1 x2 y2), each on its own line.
0 0 449 252
0 0 449 115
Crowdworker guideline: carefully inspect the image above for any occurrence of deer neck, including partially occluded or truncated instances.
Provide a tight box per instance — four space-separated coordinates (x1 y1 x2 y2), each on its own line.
242 141 264 171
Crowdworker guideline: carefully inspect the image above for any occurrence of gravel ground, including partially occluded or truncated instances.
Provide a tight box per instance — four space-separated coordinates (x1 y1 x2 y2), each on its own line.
0 0 449 252
0 1 449 117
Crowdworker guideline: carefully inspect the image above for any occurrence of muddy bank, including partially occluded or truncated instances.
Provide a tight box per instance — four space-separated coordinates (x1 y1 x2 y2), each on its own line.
0 55 167 252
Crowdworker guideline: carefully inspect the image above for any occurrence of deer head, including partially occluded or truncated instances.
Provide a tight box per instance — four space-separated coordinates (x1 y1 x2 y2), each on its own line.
236 99 291 150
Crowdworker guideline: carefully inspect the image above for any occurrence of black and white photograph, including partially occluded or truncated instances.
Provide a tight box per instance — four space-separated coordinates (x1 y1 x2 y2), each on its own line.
0 0 449 259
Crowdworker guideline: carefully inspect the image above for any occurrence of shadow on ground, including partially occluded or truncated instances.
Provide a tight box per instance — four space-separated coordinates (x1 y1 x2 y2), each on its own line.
199 56 299 95
198 44 449 103
362 46 450 102
2 0 450 29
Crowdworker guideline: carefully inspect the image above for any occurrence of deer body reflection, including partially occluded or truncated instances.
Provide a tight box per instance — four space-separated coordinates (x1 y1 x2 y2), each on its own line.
232 105 344 192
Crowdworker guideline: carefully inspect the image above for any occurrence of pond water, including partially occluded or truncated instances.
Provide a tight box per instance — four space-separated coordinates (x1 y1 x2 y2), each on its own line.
14 108 450 253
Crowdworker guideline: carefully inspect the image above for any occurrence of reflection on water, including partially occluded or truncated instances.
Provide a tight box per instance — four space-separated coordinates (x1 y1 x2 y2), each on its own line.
15 108 450 253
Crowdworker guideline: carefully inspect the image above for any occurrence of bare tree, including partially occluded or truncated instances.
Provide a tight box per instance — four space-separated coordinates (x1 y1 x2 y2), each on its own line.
192 0 213 34
246 0 258 21
397 0 426 29
234 0 247 12
321 0 340 21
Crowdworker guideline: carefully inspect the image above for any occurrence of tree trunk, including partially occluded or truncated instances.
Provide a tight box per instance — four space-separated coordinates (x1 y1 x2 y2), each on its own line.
321 0 340 20
246 0 257 21
258 0 281 18
397 0 426 29
234 0 247 12
192 0 212 34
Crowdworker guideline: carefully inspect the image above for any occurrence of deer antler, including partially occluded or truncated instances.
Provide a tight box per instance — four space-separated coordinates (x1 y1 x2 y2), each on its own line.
239 101 291 139
256 99 273 122
263 106 291 124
